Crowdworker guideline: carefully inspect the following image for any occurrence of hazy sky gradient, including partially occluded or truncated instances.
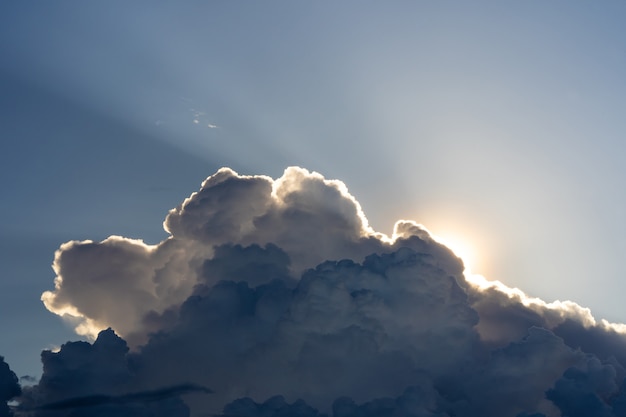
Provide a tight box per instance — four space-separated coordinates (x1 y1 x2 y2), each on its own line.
2 0 626 383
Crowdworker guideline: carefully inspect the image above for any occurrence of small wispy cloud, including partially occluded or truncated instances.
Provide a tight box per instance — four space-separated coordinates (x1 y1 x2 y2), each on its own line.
19 375 36 384
189 107 218 129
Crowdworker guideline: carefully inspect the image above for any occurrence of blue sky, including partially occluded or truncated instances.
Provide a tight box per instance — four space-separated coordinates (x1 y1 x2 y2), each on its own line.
1 0 626 390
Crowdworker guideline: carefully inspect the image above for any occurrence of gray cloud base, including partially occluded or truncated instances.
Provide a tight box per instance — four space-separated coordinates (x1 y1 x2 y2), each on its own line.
10 167 626 416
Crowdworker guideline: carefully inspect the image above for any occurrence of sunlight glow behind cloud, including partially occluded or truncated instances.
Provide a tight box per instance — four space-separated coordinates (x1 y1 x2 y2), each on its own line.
429 232 478 273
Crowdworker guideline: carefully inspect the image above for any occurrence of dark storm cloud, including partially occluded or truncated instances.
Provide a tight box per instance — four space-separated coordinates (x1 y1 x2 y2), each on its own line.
18 167 626 416
0 357 20 417
544 355 626 417
17 329 208 417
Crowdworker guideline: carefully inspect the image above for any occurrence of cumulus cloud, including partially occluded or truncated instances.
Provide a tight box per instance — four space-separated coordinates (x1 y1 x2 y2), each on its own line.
10 166 626 416
42 167 455 343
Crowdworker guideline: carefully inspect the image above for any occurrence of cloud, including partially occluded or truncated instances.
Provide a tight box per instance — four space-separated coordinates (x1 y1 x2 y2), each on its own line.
188 108 218 129
43 167 454 343
223 396 325 417
17 329 207 417
0 357 20 417
544 355 626 417
127 244 476 412
42 237 199 342
31 383 210 411
221 380 446 417
14 166 626 416
18 376 36 385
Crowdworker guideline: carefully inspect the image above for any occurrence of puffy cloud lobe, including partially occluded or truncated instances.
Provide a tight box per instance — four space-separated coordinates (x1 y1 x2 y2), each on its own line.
467 275 626 365
462 327 584 416
28 328 132 404
42 237 201 343
27 166 626 416
164 168 275 245
0 357 20 417
163 167 380 274
544 355 626 417
552 319 626 367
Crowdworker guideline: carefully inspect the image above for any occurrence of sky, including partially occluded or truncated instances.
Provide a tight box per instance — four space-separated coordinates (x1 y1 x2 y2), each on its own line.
1 1 626 416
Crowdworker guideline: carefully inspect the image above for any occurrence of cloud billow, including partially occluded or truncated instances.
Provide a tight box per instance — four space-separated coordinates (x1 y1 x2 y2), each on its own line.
10 166 626 416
